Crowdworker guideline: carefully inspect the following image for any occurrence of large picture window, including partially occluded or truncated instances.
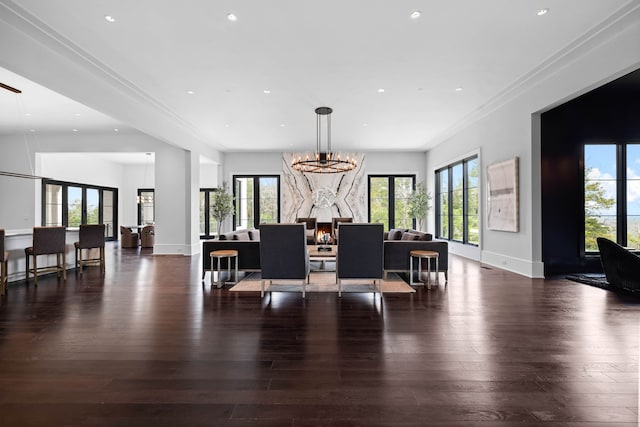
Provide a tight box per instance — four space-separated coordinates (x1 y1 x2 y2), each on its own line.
435 156 479 245
233 175 280 230
584 143 640 251
42 179 118 240
368 175 416 230
199 188 221 238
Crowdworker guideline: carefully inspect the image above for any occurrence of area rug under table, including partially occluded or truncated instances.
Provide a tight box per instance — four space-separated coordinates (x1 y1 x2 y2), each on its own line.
230 271 415 293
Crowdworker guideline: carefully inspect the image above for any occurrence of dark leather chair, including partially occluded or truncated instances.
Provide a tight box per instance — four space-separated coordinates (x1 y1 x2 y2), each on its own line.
0 228 8 295
259 223 310 298
120 226 139 248
141 225 155 248
296 217 317 245
25 226 67 286
331 217 353 244
336 223 384 297
74 224 106 274
597 237 640 293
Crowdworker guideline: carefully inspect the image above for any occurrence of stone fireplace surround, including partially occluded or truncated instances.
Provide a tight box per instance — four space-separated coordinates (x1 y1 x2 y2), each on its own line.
282 153 366 225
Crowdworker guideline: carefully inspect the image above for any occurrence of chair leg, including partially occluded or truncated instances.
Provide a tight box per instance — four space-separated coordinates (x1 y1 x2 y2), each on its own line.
25 254 30 283
33 255 38 286
261 279 265 297
60 252 67 281
1 260 7 296
302 280 306 299
78 248 83 274
100 247 105 273
338 278 342 298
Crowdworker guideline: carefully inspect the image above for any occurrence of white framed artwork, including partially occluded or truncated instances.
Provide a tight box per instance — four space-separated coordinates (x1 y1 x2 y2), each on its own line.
487 157 519 232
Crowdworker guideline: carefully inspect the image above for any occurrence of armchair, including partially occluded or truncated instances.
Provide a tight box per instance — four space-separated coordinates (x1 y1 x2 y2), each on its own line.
597 237 640 293
336 223 384 297
141 225 155 248
120 226 139 248
331 217 353 244
296 217 318 245
259 223 310 298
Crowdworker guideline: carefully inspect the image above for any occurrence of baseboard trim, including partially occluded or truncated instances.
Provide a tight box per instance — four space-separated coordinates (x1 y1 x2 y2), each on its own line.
481 250 545 278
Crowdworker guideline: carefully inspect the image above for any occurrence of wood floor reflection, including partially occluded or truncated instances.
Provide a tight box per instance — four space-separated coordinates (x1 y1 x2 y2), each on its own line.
0 242 638 426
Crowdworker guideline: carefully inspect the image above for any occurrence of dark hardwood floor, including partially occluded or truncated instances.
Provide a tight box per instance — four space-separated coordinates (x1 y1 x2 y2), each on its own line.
0 242 638 426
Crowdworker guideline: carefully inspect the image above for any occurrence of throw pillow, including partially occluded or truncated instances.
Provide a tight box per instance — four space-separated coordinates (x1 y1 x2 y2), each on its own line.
233 231 251 241
388 229 403 240
401 232 420 241
248 229 260 241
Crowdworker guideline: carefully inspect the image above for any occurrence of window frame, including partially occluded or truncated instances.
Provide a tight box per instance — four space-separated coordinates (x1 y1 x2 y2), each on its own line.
367 175 416 230
435 155 479 246
232 175 281 230
41 179 118 241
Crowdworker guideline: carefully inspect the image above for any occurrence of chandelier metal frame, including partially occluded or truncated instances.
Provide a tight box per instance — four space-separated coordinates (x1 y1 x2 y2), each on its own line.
291 107 356 174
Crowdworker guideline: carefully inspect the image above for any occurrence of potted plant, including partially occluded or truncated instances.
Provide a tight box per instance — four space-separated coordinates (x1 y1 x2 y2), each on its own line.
211 184 235 238
407 181 432 231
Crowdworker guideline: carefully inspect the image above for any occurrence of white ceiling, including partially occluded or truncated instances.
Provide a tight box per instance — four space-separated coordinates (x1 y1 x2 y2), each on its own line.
0 0 635 155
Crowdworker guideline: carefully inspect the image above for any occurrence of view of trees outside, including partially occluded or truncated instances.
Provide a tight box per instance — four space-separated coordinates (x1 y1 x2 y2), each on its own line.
67 186 83 227
466 159 480 245
234 176 279 230
436 156 479 245
584 143 640 251
258 177 278 224
45 184 63 226
369 177 389 230
369 176 414 230
627 144 640 248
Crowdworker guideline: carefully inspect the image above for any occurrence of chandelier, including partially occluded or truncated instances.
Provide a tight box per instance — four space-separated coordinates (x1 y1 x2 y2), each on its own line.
291 107 356 173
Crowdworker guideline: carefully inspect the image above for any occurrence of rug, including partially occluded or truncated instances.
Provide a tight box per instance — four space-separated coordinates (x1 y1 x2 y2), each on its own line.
230 271 415 293
565 273 610 290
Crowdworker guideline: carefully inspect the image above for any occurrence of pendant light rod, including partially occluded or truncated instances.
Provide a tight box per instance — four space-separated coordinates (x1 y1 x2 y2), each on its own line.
0 82 22 94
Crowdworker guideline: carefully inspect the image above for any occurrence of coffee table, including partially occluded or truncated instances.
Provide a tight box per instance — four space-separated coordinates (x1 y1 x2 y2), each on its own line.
307 245 337 271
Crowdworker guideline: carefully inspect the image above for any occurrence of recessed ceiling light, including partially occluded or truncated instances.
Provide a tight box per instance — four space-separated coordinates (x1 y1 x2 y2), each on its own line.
363 123 368 127
104 15 116 23
74 112 81 116
410 10 421 19
225 124 230 128
227 13 238 22
24 113 31 116
377 88 385 93
72 128 79 132
114 128 119 132
537 8 549 16
455 87 463 92
263 89 271 94
186 90 195 95
30 129 36 132
279 124 285 127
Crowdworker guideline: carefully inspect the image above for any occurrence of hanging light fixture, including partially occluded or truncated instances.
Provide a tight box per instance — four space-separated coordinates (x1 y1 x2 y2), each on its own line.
291 107 356 173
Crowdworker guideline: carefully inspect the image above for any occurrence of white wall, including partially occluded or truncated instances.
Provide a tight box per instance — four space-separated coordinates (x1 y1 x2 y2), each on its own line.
426 6 640 277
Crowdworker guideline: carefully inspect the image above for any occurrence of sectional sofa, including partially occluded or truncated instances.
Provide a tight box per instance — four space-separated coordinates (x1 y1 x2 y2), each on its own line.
202 226 448 281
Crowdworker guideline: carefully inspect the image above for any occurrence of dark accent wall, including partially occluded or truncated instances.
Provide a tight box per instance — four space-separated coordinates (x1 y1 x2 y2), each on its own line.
541 68 640 276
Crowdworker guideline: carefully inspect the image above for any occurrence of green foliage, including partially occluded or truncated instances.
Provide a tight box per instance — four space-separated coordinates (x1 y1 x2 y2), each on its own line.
584 168 616 251
211 184 235 236
407 182 432 230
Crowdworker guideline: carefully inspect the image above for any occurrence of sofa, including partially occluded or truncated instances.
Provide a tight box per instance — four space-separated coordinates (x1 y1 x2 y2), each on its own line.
201 228 261 279
202 226 449 283
383 228 448 281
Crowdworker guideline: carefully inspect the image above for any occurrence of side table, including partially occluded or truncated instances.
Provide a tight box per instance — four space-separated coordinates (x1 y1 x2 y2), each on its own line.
409 250 439 288
210 249 238 288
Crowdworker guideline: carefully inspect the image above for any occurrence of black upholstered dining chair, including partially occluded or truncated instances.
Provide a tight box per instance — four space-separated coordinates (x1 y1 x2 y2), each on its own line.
74 224 106 274
296 217 317 245
259 223 310 298
25 226 67 286
336 223 384 297
331 217 353 244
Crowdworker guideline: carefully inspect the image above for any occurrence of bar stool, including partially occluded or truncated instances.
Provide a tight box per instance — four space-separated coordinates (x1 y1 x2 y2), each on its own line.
210 249 238 288
0 228 8 296
409 249 439 288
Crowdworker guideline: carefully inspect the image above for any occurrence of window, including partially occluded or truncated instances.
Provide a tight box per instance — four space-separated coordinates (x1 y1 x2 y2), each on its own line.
199 188 220 238
233 175 280 230
368 175 416 230
584 143 640 251
137 188 155 225
42 179 118 240
435 156 479 245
